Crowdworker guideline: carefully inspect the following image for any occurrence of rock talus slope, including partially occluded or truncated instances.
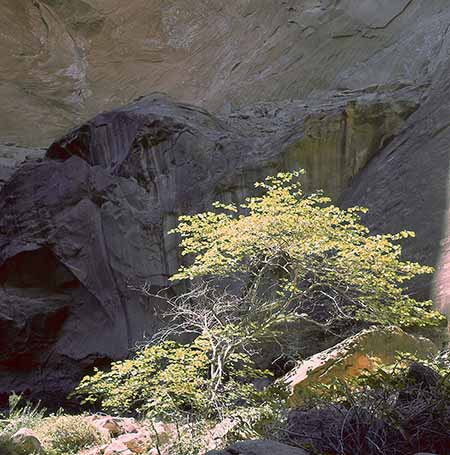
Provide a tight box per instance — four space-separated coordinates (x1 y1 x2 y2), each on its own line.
1 0 450 403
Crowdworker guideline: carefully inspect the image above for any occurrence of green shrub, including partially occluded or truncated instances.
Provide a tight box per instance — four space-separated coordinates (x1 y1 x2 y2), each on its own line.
37 415 102 455
75 336 284 424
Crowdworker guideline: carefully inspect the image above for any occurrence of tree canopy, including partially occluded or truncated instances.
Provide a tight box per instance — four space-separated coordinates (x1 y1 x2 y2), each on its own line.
172 170 443 330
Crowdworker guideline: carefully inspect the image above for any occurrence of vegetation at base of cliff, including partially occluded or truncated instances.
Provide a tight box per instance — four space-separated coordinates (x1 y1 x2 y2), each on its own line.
0 395 102 455
75 336 287 429
286 354 450 455
72 170 446 454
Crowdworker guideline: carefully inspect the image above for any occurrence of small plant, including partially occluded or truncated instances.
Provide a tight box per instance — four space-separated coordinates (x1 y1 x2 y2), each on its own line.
0 394 46 455
0 395 102 455
37 415 102 455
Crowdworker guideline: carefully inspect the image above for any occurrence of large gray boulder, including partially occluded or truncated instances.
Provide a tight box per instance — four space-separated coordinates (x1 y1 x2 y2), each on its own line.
10 429 44 455
206 440 307 455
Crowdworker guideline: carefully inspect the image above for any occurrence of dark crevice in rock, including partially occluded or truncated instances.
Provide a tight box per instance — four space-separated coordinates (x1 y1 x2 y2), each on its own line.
0 247 79 291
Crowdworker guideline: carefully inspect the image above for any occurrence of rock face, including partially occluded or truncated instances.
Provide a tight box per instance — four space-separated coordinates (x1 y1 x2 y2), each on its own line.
284 326 438 407
1 0 449 146
0 90 418 403
341 25 450 303
3 0 450 404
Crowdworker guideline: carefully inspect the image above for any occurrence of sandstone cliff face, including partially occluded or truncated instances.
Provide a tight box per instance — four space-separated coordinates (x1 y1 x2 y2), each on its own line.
341 30 450 302
2 0 450 403
0 89 417 403
1 0 448 146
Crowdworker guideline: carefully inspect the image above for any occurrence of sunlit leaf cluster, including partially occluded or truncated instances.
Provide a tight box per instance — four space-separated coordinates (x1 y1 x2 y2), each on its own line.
171 170 443 329
74 337 277 422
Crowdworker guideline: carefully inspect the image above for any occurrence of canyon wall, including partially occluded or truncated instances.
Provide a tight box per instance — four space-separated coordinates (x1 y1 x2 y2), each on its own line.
1 0 448 145
1 0 450 402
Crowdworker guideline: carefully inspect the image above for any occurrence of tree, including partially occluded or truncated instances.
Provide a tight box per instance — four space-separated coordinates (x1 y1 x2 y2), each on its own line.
164 170 443 384
75 170 444 428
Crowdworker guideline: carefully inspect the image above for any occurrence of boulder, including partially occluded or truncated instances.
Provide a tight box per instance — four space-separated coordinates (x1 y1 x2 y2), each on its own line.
80 417 151 455
88 417 139 438
284 326 438 406
80 448 103 455
206 440 308 455
405 362 441 388
148 422 177 447
287 407 349 452
10 428 44 455
115 433 149 454
102 440 134 455
204 418 239 451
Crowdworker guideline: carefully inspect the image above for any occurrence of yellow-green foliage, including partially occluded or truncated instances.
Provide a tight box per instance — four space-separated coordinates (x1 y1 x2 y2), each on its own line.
75 170 443 443
172 170 443 329
0 396 101 455
36 416 102 455
75 337 278 421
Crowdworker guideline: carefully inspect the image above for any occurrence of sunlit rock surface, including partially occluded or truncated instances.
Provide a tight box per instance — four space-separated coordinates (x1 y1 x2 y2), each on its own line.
1 0 449 146
284 326 438 408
